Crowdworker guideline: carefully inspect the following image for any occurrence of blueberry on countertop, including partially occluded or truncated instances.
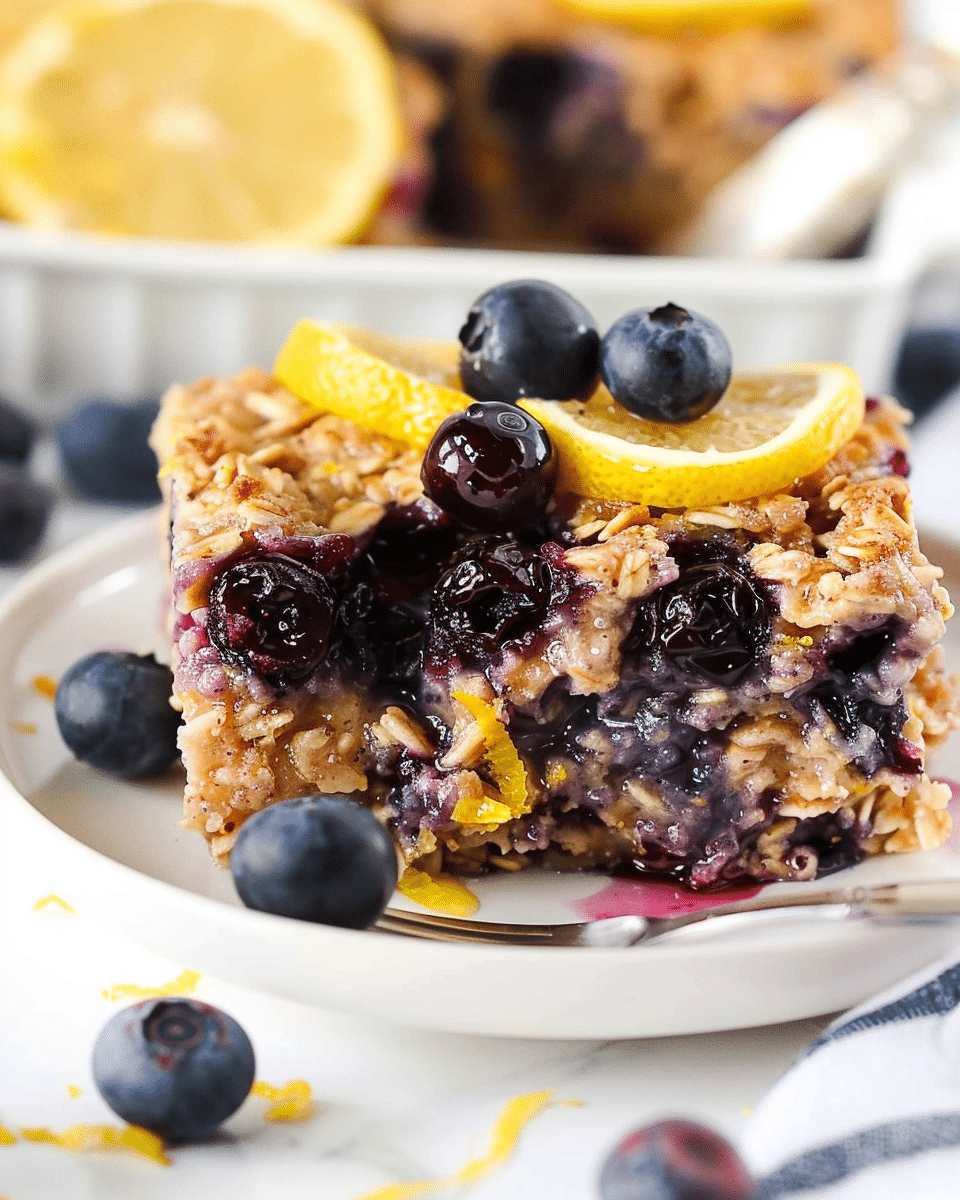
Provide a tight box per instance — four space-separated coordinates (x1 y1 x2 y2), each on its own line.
599 1118 756 1200
459 279 600 404
420 400 556 532
54 650 181 778
893 327 960 420
56 397 161 503
601 303 732 424
230 795 399 929
0 396 38 463
0 466 51 563
92 998 256 1142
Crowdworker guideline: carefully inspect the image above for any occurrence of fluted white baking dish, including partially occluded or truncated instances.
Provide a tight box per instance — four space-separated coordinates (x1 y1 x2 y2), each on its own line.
0 78 958 421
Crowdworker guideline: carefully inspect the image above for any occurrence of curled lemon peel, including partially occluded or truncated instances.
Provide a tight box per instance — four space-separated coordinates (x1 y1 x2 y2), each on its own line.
251 1080 314 1122
353 1090 557 1200
18 1124 169 1164
397 867 480 917
101 968 201 1002
451 692 529 818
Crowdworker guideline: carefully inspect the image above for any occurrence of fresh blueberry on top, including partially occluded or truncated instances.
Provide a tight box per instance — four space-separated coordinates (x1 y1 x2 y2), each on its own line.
230 795 399 929
893 327 960 419
421 401 556 533
601 303 732 423
92 997 255 1143
54 650 181 778
56 397 161 503
458 279 600 404
0 466 51 563
0 396 37 463
599 1118 756 1200
206 553 338 688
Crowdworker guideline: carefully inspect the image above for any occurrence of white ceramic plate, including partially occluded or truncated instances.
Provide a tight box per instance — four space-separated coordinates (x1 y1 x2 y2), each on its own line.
3 511 960 1040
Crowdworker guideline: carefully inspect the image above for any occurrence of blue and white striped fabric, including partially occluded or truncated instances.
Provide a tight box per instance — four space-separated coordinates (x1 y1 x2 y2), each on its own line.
743 953 960 1199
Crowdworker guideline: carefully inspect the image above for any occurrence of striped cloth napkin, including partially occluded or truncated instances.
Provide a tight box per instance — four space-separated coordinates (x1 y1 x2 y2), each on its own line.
743 952 960 1199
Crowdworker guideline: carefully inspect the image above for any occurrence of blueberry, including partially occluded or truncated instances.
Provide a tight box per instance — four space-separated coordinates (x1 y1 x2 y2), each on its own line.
459 279 600 404
0 466 51 562
420 401 556 533
893 327 960 419
92 997 255 1142
599 1118 755 1200
54 651 181 778
600 303 732 423
206 553 338 688
230 795 399 929
0 396 37 463
56 397 161 503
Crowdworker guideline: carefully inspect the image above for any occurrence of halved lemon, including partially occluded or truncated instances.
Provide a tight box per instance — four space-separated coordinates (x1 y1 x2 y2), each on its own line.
520 364 864 508
556 0 812 34
274 318 465 448
0 0 404 244
274 320 865 508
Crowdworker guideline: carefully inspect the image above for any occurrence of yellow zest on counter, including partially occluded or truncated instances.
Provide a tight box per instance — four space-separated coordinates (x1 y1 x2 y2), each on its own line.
31 675 57 699
32 893 75 914
67 1085 83 1100
12 720 37 734
251 1079 314 1122
0 1124 16 1145
353 1090 556 1200
451 692 529 817
396 867 480 917
102 968 201 1001
19 1123 169 1164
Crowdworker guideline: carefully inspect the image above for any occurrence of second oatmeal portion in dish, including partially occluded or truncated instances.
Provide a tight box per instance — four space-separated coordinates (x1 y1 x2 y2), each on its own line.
152 284 959 892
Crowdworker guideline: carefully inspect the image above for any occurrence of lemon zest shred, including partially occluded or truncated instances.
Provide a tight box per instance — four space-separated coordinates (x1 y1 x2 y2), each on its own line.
31 675 57 700
251 1080 314 1122
353 1090 558 1200
102 968 201 1001
451 692 529 817
396 867 479 917
33 893 75 914
67 1085 83 1099
0 1124 16 1145
451 793 512 826
19 1124 169 1164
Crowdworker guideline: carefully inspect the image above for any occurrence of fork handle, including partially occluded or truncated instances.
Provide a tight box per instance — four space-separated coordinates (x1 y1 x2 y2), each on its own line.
851 879 960 918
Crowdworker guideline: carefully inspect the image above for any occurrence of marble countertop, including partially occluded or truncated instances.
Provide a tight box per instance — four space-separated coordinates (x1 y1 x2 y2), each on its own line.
3 393 960 1200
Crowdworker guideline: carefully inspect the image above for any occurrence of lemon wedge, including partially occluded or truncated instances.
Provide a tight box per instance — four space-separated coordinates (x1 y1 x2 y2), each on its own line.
520 363 864 508
0 0 404 244
555 0 812 34
274 318 465 448
274 322 865 508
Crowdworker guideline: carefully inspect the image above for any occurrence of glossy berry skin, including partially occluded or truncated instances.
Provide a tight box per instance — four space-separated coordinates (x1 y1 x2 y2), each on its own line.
893 327 960 419
459 279 600 404
601 303 732 423
420 401 556 533
0 467 51 562
0 396 37 463
230 795 399 929
92 998 255 1143
599 1119 756 1200
54 651 180 778
56 397 161 503
207 554 337 688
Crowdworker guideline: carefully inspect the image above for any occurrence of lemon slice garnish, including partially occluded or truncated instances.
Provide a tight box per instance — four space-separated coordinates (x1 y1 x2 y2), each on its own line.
555 0 812 34
274 322 864 508
520 363 863 508
274 318 465 448
0 0 404 244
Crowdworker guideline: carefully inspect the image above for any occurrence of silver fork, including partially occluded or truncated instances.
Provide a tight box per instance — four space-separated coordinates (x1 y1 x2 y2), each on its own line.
376 879 960 948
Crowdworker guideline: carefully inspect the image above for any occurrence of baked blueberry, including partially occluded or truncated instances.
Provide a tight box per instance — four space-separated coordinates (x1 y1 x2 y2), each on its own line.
0 396 37 463
599 1118 756 1200
92 998 255 1142
206 553 337 688
0 466 51 562
56 397 161 503
420 401 556 532
459 279 600 403
600 303 732 423
54 650 181 778
230 795 398 929
893 327 960 419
